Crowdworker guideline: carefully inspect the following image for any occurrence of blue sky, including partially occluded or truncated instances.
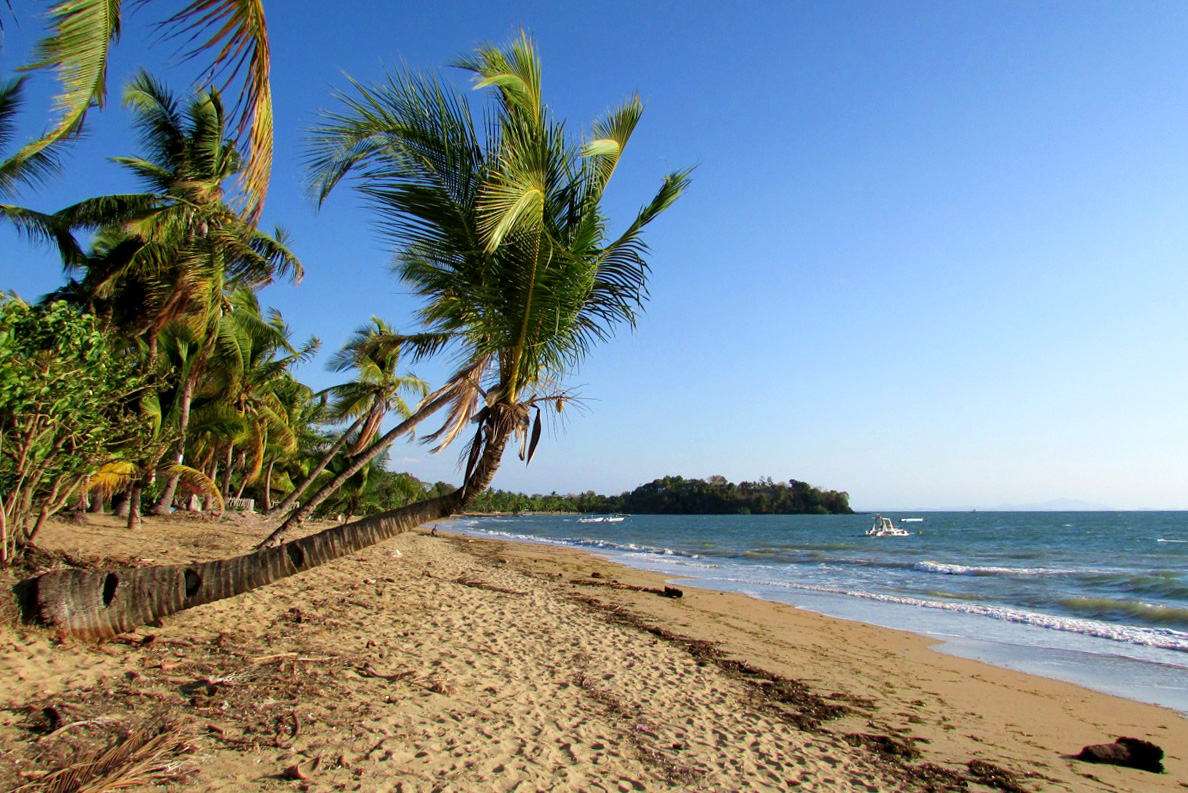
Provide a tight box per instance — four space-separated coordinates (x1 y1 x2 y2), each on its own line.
4 1 1188 510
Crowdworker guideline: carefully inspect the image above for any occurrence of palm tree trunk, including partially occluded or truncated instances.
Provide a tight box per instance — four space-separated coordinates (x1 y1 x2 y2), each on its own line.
221 445 234 497
153 370 198 515
24 420 511 642
259 390 453 547
127 480 142 531
262 460 275 512
264 412 368 518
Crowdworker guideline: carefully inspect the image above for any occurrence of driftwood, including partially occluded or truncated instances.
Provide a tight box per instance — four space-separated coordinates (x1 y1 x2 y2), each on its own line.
573 576 683 598
1075 736 1164 773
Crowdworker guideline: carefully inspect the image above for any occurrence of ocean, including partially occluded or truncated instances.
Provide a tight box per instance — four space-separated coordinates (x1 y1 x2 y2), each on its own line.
452 511 1188 714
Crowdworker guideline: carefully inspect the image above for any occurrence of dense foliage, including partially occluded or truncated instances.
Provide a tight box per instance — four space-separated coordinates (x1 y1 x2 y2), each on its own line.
468 475 851 515
0 34 692 569
0 297 144 558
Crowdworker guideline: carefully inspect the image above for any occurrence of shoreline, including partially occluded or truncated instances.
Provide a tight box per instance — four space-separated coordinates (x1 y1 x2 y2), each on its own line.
1 514 1185 791
453 512 1188 716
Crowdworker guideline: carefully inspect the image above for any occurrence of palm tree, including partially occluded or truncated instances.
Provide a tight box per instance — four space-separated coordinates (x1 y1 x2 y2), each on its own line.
24 35 688 640
258 375 319 512
57 71 300 368
194 288 317 506
264 317 427 519
54 72 301 522
18 0 273 218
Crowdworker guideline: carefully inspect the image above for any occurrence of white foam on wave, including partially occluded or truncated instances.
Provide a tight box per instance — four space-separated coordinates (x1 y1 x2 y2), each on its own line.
461 526 702 560
620 552 719 569
915 560 1072 577
703 576 1188 654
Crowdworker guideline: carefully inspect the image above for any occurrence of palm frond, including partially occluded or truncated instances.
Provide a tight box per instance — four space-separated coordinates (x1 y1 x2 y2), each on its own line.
18 0 121 161
161 462 224 510
87 460 139 498
153 0 272 218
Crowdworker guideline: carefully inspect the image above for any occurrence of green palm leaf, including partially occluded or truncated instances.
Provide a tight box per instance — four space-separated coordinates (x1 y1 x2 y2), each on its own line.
20 0 273 216
18 0 120 160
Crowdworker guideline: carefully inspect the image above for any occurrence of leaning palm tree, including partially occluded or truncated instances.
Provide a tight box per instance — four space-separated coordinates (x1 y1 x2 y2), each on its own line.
264 317 428 519
24 34 689 641
262 34 694 542
19 0 273 218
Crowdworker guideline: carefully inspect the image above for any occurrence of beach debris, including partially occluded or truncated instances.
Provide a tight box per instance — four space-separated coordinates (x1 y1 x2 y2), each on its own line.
13 723 195 792
967 759 1029 791
281 755 321 780
354 663 413 682
572 578 684 599
843 732 919 760
1075 736 1164 773
904 762 968 790
452 576 528 595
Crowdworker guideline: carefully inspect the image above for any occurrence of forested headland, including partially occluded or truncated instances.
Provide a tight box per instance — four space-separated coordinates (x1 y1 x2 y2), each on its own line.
467 475 852 515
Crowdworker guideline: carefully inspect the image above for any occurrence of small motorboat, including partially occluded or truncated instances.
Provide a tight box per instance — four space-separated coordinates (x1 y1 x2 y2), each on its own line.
867 516 911 537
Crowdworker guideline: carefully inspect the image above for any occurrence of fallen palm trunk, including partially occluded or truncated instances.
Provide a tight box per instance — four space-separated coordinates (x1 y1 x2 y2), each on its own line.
23 493 458 641
21 417 511 642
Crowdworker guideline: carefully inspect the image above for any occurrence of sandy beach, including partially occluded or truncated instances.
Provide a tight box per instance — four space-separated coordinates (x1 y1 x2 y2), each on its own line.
1 514 1185 792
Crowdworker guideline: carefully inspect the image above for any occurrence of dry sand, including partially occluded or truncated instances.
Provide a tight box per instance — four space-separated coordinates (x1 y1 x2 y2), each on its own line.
1 512 1185 792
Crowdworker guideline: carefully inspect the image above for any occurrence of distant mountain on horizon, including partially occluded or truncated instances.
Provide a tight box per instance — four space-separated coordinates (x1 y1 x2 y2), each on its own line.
867 498 1121 512
981 498 1115 512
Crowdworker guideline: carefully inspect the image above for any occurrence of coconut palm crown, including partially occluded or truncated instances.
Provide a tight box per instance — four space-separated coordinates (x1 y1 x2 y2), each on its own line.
56 70 300 365
308 33 691 474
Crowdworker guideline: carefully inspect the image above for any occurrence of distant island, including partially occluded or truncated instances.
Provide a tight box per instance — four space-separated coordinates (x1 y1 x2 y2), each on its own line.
468 475 852 515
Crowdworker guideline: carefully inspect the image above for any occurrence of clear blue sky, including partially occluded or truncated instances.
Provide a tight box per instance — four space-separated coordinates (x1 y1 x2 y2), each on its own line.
4 1 1188 510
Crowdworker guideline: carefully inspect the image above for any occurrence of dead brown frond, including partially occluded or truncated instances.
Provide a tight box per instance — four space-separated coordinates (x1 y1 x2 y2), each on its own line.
14 723 196 793
421 355 491 453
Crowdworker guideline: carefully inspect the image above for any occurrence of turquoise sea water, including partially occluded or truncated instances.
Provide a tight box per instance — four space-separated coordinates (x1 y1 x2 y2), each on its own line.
453 511 1188 714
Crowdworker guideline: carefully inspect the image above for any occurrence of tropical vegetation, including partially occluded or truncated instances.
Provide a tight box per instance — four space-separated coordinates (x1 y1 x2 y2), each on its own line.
7 33 693 642
0 296 145 561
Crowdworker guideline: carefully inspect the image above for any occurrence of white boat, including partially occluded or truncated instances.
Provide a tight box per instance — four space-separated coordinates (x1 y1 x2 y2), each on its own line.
867 516 911 537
